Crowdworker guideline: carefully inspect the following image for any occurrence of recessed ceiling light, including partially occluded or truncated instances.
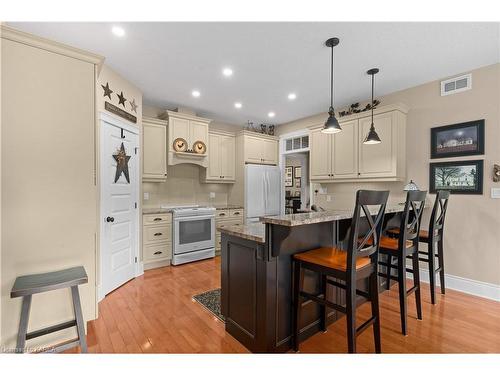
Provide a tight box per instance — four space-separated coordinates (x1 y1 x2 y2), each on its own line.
268 112 275 118
222 68 233 77
234 102 242 109
288 93 297 100
191 90 201 98
111 26 125 37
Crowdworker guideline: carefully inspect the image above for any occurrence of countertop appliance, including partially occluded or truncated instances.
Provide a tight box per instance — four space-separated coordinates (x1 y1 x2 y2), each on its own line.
245 164 281 222
170 205 216 265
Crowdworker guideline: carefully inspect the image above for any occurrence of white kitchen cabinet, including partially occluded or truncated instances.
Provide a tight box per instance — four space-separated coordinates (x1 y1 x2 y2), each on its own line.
240 131 279 165
142 117 168 182
142 212 173 269
309 104 407 182
202 131 236 183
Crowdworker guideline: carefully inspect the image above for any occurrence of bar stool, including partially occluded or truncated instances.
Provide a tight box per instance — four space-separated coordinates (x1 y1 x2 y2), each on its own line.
388 190 450 304
11 266 88 353
292 190 389 353
378 190 427 336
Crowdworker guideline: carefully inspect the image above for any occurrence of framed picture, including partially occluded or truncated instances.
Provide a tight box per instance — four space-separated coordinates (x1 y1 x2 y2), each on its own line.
430 119 484 159
294 166 302 178
285 166 293 187
429 160 483 194
294 191 301 197
295 178 301 188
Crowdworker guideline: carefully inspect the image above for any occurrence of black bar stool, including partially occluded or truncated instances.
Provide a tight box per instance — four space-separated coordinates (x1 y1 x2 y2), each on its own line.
388 190 450 304
378 190 427 336
292 190 389 353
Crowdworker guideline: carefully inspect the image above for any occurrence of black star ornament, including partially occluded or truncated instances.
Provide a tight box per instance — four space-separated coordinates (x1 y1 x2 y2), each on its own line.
117 91 127 107
101 82 113 100
113 142 131 183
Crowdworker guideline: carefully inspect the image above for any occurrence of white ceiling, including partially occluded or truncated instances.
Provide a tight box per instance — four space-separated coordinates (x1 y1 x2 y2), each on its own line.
9 22 500 126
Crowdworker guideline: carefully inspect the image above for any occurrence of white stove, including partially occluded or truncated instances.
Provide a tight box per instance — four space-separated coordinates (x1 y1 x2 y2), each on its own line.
163 205 216 265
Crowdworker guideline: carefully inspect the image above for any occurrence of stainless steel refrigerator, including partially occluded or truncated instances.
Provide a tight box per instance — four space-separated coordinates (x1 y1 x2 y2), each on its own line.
245 164 281 222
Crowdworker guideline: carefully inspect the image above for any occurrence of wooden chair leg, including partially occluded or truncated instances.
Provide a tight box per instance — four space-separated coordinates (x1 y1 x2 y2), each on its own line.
369 272 381 353
292 261 303 352
428 240 437 305
16 295 32 353
346 281 357 353
71 285 88 353
397 254 408 336
412 251 422 320
385 255 392 290
438 239 446 295
320 274 327 332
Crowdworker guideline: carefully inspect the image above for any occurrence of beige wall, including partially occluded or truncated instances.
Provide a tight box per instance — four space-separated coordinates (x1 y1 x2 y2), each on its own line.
1 32 101 348
142 104 240 208
277 63 500 286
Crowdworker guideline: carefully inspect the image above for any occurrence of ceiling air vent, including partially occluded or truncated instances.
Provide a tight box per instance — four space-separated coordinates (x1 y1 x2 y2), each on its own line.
440 73 472 96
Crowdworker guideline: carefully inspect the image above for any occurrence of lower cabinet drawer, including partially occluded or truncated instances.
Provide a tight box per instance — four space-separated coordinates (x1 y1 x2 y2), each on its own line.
216 219 243 230
143 242 172 262
144 224 171 243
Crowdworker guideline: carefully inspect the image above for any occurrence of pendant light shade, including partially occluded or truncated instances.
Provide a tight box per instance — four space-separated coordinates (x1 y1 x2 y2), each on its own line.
322 37 342 134
363 68 382 144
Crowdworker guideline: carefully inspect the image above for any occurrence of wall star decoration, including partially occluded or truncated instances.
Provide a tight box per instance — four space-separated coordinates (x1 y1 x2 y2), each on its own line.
129 98 138 113
113 142 131 183
117 91 127 108
101 82 113 99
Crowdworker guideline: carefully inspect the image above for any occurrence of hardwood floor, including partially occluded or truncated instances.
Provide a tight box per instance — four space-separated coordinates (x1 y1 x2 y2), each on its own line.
67 257 500 353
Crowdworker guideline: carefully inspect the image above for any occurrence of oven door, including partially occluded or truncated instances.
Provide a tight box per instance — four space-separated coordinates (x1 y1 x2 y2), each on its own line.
173 214 215 254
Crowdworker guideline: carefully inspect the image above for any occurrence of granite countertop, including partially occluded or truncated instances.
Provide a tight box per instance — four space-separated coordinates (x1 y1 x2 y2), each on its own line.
259 204 406 227
213 204 244 210
142 208 174 215
218 223 265 243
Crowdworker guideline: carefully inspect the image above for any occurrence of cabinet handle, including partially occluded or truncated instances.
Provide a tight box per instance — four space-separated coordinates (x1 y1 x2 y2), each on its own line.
153 251 163 255
153 218 162 221
154 232 163 236
219 213 226 216
233 212 240 215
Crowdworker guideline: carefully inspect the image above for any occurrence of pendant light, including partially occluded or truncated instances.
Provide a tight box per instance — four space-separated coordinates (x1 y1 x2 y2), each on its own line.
321 37 342 134
363 68 382 144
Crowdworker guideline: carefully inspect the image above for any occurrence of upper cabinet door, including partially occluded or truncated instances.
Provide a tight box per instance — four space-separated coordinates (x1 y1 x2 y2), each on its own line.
358 112 396 178
332 119 358 179
310 128 332 180
220 135 235 180
190 120 209 149
169 117 190 149
245 136 264 164
207 133 221 179
143 119 167 181
262 139 278 165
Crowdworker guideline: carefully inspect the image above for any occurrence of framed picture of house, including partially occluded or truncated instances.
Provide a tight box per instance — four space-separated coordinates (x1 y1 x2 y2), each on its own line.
295 178 301 188
285 166 293 187
294 166 302 178
430 119 485 159
429 159 483 194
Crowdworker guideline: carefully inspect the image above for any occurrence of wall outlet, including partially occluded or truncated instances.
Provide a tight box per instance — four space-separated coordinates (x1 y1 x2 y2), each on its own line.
318 185 328 194
209 192 216 199
143 192 150 200
326 195 332 202
491 188 500 199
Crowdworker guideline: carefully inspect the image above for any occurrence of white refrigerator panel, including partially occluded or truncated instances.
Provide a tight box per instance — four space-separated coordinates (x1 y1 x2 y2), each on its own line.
245 164 265 219
264 166 281 216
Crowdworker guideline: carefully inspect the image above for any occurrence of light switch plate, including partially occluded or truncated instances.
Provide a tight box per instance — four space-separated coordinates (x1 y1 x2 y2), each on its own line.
209 192 216 199
491 188 500 199
143 192 150 200
326 195 332 202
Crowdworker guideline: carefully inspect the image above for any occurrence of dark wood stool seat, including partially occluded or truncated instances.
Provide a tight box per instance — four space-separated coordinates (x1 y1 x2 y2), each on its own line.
292 190 389 353
378 190 427 336
11 266 88 353
294 247 371 270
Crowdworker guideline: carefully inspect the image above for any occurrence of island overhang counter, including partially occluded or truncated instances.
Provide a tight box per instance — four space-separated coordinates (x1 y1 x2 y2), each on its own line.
219 206 405 353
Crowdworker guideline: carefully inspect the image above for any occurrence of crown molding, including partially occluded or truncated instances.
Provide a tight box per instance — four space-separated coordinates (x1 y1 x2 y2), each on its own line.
1 25 104 72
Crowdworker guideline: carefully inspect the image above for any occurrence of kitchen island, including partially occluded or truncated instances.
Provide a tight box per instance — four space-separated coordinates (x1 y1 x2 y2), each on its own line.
219 206 405 353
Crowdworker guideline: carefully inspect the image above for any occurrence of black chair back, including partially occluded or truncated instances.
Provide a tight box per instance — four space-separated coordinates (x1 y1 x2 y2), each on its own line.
347 190 390 276
399 190 427 249
429 190 450 240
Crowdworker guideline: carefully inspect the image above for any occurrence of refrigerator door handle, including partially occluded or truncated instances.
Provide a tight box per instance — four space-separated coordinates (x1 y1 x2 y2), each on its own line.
264 172 268 213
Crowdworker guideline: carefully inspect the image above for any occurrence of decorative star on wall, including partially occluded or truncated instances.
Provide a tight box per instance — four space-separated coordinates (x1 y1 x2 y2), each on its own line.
113 142 131 183
130 98 138 113
117 91 127 108
101 82 113 100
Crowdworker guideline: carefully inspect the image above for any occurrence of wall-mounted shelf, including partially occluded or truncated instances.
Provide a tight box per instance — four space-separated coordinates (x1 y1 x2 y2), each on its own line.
173 151 207 158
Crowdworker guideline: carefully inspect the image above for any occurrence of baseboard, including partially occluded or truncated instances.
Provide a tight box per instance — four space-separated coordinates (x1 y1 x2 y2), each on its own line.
136 261 144 277
408 269 500 302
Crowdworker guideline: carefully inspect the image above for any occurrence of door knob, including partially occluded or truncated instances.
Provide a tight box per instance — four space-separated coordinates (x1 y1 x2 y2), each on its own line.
106 216 114 223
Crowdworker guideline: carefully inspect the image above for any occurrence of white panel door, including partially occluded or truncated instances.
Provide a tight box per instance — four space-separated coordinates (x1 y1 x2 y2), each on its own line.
101 120 138 297
245 164 265 219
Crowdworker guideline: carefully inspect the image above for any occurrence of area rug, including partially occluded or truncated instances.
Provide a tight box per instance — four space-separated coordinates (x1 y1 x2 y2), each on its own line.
192 288 225 322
